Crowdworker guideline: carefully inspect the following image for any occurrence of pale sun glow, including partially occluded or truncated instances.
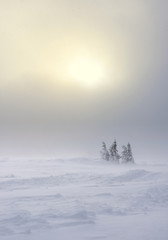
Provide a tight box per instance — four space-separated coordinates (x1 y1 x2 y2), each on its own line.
67 57 106 88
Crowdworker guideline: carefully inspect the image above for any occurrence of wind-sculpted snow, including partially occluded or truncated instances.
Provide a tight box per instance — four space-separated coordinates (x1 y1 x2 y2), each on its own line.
0 158 168 240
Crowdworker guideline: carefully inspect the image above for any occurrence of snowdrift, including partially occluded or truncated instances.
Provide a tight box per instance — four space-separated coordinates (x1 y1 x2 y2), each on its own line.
0 158 168 240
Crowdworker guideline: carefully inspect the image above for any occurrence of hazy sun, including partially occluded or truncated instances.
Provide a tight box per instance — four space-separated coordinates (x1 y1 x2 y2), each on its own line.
67 57 105 88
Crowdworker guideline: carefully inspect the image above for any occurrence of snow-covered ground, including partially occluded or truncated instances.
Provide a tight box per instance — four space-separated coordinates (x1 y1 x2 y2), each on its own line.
0 157 168 240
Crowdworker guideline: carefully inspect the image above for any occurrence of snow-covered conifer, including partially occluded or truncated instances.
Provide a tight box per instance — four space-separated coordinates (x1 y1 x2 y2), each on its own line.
127 143 134 164
100 142 110 161
121 145 129 164
121 143 134 164
109 140 120 164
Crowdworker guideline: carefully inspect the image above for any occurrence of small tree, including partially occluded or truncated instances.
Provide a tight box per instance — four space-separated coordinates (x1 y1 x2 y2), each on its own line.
100 142 110 161
121 143 134 164
127 143 134 164
109 140 120 164
121 145 129 164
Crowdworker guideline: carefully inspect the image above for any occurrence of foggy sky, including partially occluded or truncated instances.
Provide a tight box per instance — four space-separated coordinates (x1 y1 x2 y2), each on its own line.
0 0 168 161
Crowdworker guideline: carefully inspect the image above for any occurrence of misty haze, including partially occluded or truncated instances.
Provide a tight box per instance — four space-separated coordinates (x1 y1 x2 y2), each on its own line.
0 1 168 240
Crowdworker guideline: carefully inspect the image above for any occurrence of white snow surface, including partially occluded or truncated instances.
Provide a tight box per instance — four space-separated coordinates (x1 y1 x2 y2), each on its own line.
0 157 168 240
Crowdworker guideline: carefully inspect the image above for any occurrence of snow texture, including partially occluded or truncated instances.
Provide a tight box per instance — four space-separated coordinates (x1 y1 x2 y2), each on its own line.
0 157 168 240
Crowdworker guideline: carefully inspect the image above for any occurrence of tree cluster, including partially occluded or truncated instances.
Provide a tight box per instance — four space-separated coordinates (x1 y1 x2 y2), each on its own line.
100 140 134 164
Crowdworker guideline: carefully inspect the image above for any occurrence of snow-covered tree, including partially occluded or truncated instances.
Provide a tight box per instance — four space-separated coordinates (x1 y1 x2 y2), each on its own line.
121 145 129 164
127 143 134 164
100 142 110 161
121 143 134 164
109 140 120 164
